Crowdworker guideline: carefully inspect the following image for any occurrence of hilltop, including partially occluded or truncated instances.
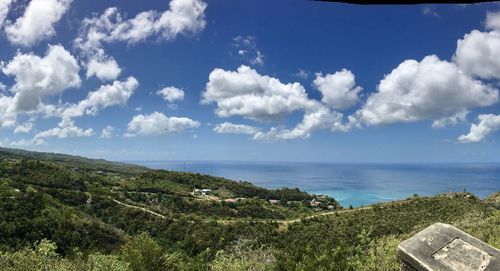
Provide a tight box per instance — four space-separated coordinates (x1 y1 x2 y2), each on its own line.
0 148 498 270
0 147 148 175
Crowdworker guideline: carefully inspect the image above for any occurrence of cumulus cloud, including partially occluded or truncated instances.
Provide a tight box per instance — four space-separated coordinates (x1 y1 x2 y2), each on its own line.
0 95 16 128
203 65 355 141
0 0 13 28
203 65 317 121
0 46 136 142
351 55 498 127
156 86 184 102
35 119 93 139
431 110 469 128
74 0 206 87
126 112 200 136
455 30 500 80
74 0 207 55
61 77 138 119
100 125 114 138
213 122 260 135
253 107 346 141
454 11 500 80
1 44 80 112
458 114 500 143
86 56 122 81
14 122 33 133
4 0 71 46
313 69 362 110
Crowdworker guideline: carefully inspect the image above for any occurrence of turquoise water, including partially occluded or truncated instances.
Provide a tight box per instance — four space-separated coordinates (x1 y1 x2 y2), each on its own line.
133 161 500 207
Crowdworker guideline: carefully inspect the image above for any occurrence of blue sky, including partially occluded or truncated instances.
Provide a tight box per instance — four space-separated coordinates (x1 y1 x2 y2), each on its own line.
0 0 500 163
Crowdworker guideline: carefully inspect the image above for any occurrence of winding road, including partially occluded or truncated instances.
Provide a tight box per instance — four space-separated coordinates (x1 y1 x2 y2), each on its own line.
109 196 413 225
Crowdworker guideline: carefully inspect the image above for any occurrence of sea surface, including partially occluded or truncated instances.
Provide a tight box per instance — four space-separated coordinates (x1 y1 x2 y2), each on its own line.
132 161 500 207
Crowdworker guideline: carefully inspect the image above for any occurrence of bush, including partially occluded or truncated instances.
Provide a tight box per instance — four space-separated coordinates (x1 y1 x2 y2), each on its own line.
0 239 77 271
211 239 275 271
87 253 130 271
119 232 165 271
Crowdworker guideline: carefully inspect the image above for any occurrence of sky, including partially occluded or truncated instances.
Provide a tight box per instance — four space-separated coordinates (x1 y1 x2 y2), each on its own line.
0 0 500 163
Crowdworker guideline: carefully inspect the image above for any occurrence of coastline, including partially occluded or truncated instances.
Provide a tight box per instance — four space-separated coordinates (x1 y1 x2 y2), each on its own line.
129 160 500 207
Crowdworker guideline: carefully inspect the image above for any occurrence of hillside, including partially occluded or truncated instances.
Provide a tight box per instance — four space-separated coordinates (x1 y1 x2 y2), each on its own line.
0 147 148 175
0 148 498 270
485 191 500 209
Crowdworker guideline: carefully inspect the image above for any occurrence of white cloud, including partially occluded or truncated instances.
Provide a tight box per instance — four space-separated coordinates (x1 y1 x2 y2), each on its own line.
250 50 264 66
74 0 207 55
253 107 346 141
86 56 122 81
313 69 362 110
454 30 500 80
204 65 353 141
10 138 44 147
4 0 71 46
203 65 317 121
294 69 309 80
156 86 184 102
213 122 260 135
351 55 498 126
155 0 207 39
454 11 500 80
0 0 13 28
233 35 256 48
14 122 33 133
61 77 138 119
486 11 500 31
232 35 265 66
458 114 500 143
1 44 80 112
431 110 468 128
422 6 439 18
74 0 207 88
35 119 93 139
0 138 44 148
0 95 16 128
100 125 114 139
126 111 200 136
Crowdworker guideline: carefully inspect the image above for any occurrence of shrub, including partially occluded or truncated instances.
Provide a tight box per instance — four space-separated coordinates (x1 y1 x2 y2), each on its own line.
120 232 165 271
87 253 130 271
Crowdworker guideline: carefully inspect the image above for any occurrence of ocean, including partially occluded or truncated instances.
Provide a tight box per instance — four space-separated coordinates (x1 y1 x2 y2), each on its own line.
132 161 500 207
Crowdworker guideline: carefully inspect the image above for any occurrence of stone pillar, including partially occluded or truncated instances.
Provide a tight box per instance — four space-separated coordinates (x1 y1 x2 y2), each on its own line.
397 223 500 271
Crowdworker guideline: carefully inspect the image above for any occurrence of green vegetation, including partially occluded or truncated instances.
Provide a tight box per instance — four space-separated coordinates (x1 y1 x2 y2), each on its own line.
0 147 498 270
485 191 500 209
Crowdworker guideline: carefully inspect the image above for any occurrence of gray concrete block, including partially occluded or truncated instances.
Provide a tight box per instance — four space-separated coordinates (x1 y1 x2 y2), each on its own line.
398 223 500 271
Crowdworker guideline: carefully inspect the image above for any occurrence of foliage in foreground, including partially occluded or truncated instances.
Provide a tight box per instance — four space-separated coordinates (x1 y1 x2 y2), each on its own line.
1 195 498 271
0 148 498 270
